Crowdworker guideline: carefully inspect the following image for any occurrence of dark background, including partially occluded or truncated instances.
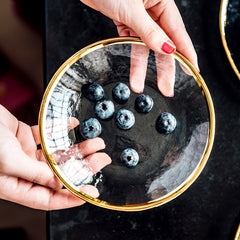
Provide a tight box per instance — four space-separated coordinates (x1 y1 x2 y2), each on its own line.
45 0 240 239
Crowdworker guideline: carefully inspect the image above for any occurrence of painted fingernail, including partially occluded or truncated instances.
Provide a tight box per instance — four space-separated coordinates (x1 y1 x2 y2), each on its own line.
161 40 176 54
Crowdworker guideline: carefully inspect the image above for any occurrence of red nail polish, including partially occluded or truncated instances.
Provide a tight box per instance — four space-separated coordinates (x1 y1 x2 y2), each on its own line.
161 40 176 54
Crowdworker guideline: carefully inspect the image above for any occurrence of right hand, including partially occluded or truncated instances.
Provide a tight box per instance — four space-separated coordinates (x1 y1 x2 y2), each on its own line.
80 0 199 97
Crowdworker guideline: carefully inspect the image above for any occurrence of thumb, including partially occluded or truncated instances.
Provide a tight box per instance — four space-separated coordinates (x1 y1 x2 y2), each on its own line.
126 5 176 55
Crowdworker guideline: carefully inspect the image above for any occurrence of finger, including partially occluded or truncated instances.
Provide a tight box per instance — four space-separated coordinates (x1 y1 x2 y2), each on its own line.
66 117 80 130
80 0 99 11
52 137 106 164
0 176 99 210
46 117 80 136
36 149 48 162
115 24 149 93
0 146 61 189
79 184 99 198
60 152 111 187
125 4 176 55
47 185 99 210
129 30 149 93
85 152 111 173
17 121 37 158
154 0 199 70
115 22 130 37
0 104 18 134
77 137 105 157
48 117 80 131
155 53 176 97
31 125 41 145
33 117 80 146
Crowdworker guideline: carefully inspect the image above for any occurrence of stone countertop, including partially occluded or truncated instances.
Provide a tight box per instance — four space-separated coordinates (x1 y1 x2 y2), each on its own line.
44 0 240 239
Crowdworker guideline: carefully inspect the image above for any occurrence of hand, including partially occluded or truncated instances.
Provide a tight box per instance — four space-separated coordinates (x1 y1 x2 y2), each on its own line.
80 0 198 96
0 105 111 210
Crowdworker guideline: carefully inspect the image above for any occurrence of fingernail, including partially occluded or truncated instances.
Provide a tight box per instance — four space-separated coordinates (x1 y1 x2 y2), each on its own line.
159 84 174 98
96 137 106 149
130 84 144 94
161 40 176 54
80 185 99 198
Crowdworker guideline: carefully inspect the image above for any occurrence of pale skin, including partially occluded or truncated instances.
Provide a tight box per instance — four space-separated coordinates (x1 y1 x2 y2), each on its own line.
80 0 199 96
0 105 111 210
0 0 198 210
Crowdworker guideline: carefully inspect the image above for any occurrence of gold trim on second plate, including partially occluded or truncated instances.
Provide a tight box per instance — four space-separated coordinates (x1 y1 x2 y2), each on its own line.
235 224 240 240
39 37 215 212
219 0 240 80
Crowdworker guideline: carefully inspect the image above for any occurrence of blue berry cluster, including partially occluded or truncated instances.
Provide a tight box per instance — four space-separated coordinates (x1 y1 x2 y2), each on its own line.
81 82 135 138
80 82 177 168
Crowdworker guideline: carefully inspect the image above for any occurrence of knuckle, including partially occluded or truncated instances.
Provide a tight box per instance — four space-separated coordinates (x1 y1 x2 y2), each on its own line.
0 155 9 173
31 173 41 185
143 27 157 42
157 0 174 12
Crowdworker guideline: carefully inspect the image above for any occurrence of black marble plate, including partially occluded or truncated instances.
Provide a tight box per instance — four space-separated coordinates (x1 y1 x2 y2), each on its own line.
220 0 240 79
39 38 215 211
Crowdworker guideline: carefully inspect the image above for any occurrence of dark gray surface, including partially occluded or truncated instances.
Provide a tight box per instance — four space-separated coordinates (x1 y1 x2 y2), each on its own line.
226 0 240 71
45 0 240 239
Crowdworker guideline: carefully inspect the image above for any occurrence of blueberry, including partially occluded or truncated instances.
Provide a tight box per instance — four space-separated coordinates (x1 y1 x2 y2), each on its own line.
95 99 115 120
120 148 139 168
135 94 153 113
156 112 177 134
80 118 102 139
112 82 130 103
83 83 104 101
115 109 135 130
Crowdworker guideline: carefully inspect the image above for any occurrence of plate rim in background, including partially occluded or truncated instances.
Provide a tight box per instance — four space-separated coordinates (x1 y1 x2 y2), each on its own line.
219 0 240 80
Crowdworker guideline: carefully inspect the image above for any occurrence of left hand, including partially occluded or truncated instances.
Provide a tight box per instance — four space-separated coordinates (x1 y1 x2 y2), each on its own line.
0 105 111 210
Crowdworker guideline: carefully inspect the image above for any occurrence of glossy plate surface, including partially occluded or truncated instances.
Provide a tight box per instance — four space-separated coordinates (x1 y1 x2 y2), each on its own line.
220 0 240 79
39 37 215 211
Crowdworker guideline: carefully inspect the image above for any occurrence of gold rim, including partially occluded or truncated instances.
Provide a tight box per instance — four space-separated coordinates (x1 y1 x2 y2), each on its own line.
39 37 215 212
235 224 240 240
219 0 240 80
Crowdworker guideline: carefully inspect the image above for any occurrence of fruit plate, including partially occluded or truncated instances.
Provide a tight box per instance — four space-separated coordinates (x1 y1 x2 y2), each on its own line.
39 37 215 211
220 0 240 80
